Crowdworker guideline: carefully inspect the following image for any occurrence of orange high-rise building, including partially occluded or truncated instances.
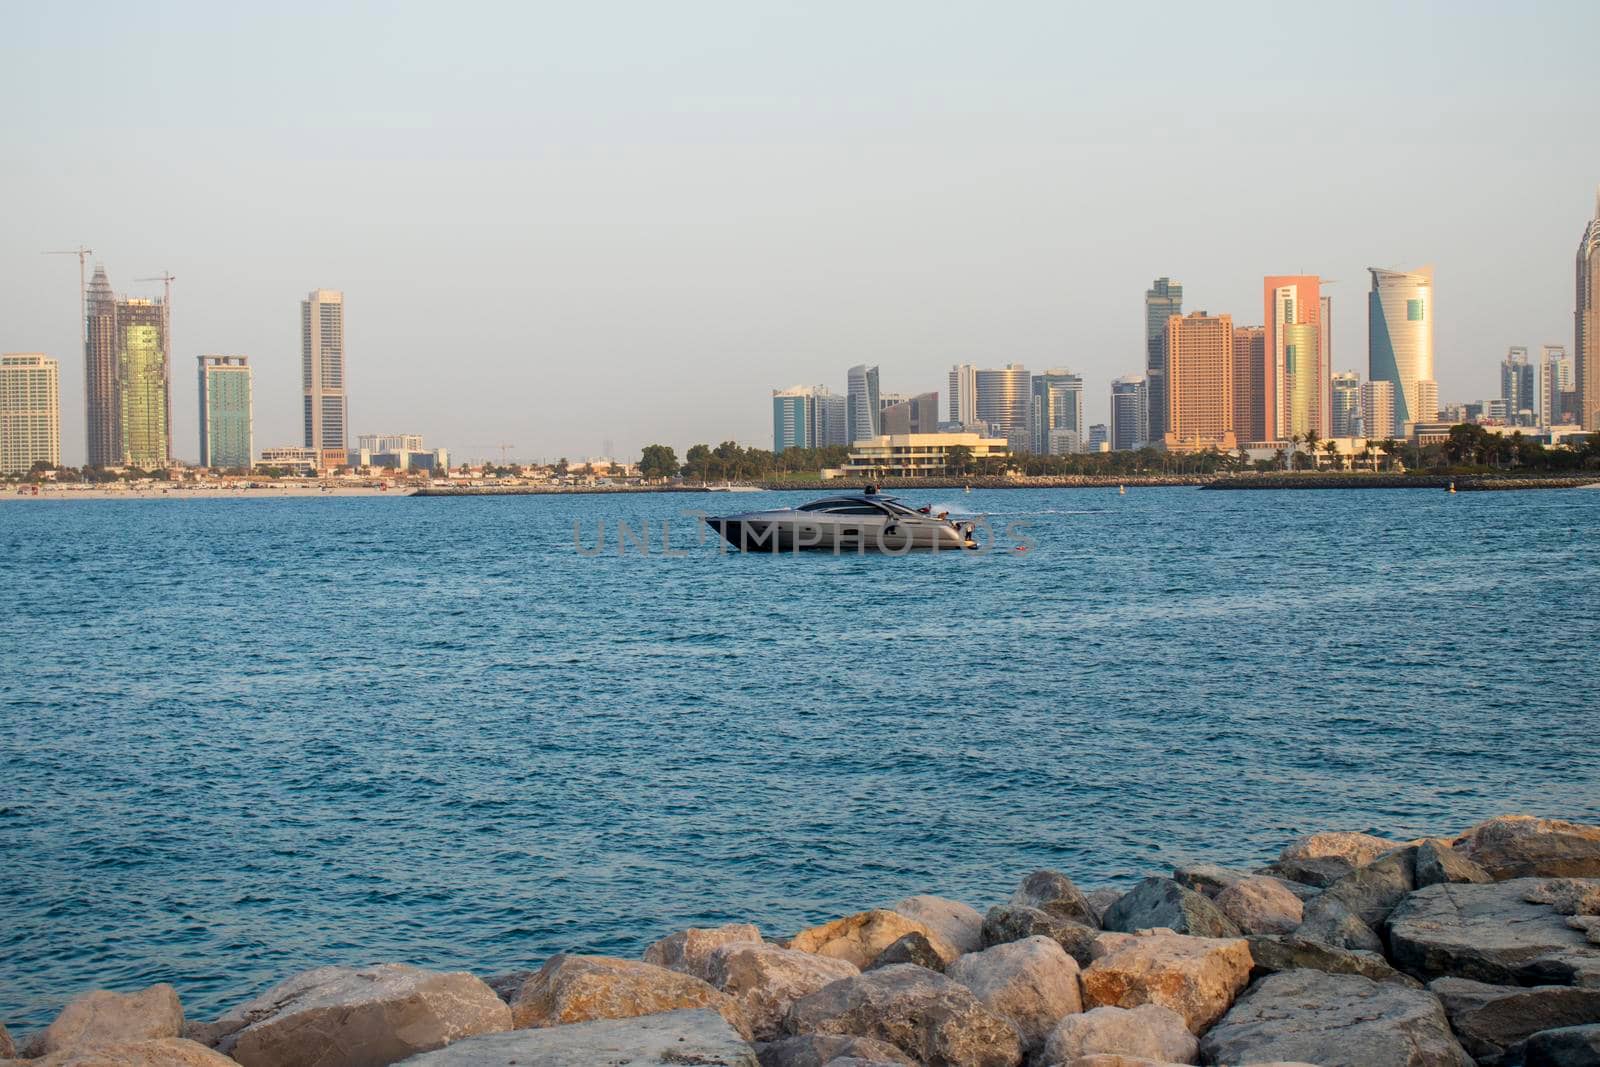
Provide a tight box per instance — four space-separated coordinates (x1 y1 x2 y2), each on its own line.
1232 325 1267 444
1263 275 1324 439
1165 311 1237 451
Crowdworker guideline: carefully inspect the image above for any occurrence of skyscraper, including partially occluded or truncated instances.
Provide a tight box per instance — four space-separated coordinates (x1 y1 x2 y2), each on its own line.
1109 375 1149 451
1577 187 1600 430
1231 325 1267 443
772 386 813 453
1264 275 1324 439
1500 347 1536 425
1330 371 1361 438
1030 370 1083 454
814 390 848 447
881 392 939 435
84 265 118 467
975 364 1031 452
1144 277 1183 440
116 296 169 469
1165 311 1236 451
846 364 880 442
1368 266 1435 430
1361 379 1396 442
948 364 977 426
198 356 253 469
1 354 60 475
1541 344 1573 426
302 289 348 463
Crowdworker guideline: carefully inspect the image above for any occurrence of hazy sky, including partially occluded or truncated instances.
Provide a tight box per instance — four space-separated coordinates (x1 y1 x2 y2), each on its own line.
4 1 1598 465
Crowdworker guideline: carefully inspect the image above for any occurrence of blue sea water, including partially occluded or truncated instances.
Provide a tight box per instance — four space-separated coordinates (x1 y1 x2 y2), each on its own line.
1 486 1597 1030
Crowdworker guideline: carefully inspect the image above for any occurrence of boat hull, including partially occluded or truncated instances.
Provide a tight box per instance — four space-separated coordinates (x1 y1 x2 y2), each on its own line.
704 512 974 552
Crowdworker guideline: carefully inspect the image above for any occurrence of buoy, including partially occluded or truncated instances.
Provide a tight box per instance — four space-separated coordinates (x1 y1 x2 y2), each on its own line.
1118 484 1126 495
1448 481 1457 494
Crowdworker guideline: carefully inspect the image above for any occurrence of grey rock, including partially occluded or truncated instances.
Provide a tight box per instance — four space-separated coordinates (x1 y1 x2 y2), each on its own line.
644 923 763 981
982 905 1100 966
1295 893 1383 953
482 970 533 1004
1522 1024 1600 1066
1198 970 1471 1067
1428 976 1600 1066
1246 935 1421 988
395 1007 756 1066
1319 848 1418 930
1213 876 1303 935
1101 878 1241 939
784 963 1023 1067
707 941 858 1042
866 932 947 973
756 1033 919 1067
1085 888 1125 924
1038 1004 1198 1065
1269 854 1358 888
1173 863 1249 898
1272 831 1404 889
1386 879 1600 985
1011 870 1099 927
1453 815 1600 880
894 896 986 956
1415 839 1492 887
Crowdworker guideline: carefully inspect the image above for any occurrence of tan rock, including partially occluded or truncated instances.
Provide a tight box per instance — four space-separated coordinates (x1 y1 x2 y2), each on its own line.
1280 830 1401 867
895 895 986 955
21 984 183 1058
0 1021 14 1058
21 1037 236 1066
643 922 762 980
1213 876 1304 936
1452 814 1600 879
199 963 510 1066
944 936 1082 1051
511 954 750 1037
789 909 959 970
1039 1004 1197 1065
1080 930 1252 1034
706 941 859 1041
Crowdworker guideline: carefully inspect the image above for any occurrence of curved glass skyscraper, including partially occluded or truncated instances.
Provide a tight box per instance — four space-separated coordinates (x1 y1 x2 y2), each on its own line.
1368 267 1435 429
1578 188 1600 431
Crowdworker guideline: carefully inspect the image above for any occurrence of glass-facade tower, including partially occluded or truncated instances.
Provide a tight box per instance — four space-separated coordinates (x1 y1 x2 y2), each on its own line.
1368 266 1435 430
846 364 880 442
1144 278 1183 440
198 356 253 469
116 298 169 469
1577 188 1600 431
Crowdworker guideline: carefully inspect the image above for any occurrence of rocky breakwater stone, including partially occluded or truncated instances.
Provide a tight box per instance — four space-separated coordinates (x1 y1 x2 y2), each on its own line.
1036 1004 1197 1065
0 1023 12 1059
705 941 859 1041
1079 930 1252 1034
789 909 960 971
643 922 763 980
1318 847 1418 930
1272 830 1402 888
510 954 750 1036
16 1037 241 1065
783 962 1024 1067
1386 879 1600 985
1294 893 1384 953
944 936 1082 1052
1198 969 1472 1067
866 932 948 972
1428 976 1600 1066
982 905 1100 966
1415 838 1492 887
895 896 986 955
1521 1024 1600 1066
393 1007 757 1067
1245 935 1419 987
755 1033 918 1066
1101 878 1241 940
1212 877 1303 935
192 964 509 1067
1453 815 1600 880
1010 871 1101 927
20 983 184 1058
1172 864 1250 899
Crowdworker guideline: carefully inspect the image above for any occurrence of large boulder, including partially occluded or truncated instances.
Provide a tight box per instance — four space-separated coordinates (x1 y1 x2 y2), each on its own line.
1037 1004 1197 1065
1415 839 1492 887
1079 930 1251 1034
783 963 1024 1067
1085 889 1125 924
19 1037 237 1066
789 910 959 970
1294 894 1383 953
1010 871 1099 927
1172 864 1249 899
0 1022 12 1058
866 931 947 972
1317 848 1418 930
1428 976 1600 1066
1274 831 1401 887
1101 879 1240 940
1521 1023 1600 1066
195 964 509 1067
1453 815 1600 880
21 984 184 1058
1386 879 1600 985
705 941 859 1041
1198 970 1471 1067
1212 877 1302 935
1246 935 1419 988
394 1007 757 1066
944 937 1081 1051
510 954 748 1036
755 1033 918 1066
895 896 986 955
643 922 762 980
982 905 1099 965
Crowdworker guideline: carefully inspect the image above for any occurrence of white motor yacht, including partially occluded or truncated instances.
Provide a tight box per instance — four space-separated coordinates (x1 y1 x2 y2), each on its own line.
705 487 977 552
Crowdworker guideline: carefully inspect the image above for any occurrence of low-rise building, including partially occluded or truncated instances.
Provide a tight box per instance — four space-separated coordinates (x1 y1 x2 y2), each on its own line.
837 432 1009 477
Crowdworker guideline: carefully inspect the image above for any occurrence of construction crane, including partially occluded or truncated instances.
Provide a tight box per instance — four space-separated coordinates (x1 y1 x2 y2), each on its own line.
43 246 94 357
495 443 515 465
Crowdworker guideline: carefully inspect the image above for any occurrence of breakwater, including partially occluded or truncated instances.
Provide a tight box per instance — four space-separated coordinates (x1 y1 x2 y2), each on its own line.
1203 473 1599 491
6 814 1597 1066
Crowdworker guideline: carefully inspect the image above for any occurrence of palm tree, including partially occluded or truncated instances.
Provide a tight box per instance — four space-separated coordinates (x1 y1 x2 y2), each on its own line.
1380 438 1399 472
1304 429 1322 469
